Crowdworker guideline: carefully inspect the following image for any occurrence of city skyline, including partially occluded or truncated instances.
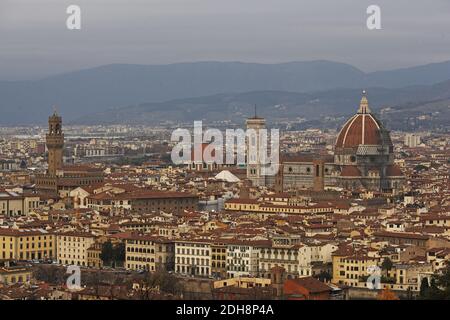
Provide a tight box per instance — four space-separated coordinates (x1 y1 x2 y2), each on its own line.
0 98 448 302
0 0 449 307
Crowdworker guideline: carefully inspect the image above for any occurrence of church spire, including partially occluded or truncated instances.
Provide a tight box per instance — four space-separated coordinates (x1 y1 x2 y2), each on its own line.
358 90 371 114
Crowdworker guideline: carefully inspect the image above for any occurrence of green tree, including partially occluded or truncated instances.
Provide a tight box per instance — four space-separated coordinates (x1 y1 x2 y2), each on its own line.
112 242 126 267
420 278 429 299
421 262 450 300
427 278 443 299
432 262 450 299
381 257 393 277
100 241 114 266
100 241 126 268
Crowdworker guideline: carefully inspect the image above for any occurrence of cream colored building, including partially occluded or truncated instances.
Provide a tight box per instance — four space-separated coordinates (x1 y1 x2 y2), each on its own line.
258 245 300 278
227 241 264 278
224 199 334 216
87 241 103 268
0 190 40 217
298 243 338 277
175 240 212 277
258 242 338 278
214 277 271 289
57 232 97 266
393 262 433 292
125 235 157 271
125 235 174 272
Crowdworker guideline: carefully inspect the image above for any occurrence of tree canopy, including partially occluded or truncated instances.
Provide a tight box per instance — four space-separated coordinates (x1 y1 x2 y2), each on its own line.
420 262 450 300
100 241 125 267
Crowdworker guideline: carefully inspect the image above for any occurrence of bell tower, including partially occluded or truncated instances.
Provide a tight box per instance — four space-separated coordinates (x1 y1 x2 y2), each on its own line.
246 106 267 187
46 110 64 176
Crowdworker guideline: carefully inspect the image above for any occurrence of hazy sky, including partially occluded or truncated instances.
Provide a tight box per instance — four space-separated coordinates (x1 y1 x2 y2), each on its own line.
1 0 450 80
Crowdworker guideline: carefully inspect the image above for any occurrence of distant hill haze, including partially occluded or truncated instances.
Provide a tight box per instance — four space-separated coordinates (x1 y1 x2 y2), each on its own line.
73 80 450 127
1 60 450 125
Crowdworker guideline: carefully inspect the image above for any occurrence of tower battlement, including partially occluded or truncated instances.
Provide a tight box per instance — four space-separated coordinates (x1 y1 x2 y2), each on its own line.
46 111 64 176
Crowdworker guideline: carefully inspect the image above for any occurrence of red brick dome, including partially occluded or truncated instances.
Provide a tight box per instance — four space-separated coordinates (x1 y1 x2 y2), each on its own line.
335 92 385 149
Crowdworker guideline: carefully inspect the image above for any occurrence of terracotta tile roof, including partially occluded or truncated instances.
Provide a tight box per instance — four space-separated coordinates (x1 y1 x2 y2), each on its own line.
335 113 383 149
386 165 403 177
340 166 361 177
288 277 331 294
374 231 429 241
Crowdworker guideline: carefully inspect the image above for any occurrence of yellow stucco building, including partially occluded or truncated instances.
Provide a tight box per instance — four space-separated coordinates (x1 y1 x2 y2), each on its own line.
0 266 32 285
0 229 55 260
332 253 380 287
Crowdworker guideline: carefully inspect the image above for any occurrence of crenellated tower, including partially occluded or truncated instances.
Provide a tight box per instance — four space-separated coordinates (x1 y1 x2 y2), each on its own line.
46 111 64 176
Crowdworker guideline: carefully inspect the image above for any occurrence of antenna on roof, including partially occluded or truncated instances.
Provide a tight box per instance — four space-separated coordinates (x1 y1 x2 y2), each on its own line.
254 104 257 118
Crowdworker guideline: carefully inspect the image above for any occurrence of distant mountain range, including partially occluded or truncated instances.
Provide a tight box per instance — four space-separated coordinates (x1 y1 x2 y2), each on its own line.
73 80 450 129
1 60 450 125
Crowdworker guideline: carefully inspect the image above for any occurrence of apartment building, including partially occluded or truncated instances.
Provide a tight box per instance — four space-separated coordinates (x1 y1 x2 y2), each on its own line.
125 235 157 271
211 242 227 278
175 240 211 277
0 190 40 217
258 245 300 278
154 239 175 271
86 242 103 268
298 243 338 277
87 190 198 215
125 235 175 272
57 232 97 266
0 229 55 260
332 253 380 287
224 199 334 216
227 241 267 278
0 266 32 285
394 262 433 292
374 231 429 248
